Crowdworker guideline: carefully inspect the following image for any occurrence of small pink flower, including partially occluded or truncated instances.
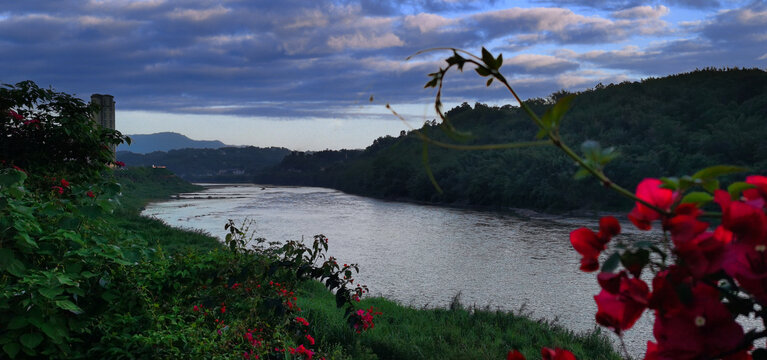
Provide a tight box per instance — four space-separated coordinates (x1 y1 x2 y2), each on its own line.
51 186 64 195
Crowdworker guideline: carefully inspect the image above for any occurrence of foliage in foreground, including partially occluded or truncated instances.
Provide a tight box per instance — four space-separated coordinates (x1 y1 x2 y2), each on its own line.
416 47 767 359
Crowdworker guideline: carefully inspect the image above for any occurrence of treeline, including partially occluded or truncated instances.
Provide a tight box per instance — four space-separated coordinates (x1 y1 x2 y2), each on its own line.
118 146 290 182
255 68 767 212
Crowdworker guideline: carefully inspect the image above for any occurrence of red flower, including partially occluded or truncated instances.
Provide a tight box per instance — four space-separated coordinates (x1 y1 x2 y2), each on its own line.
541 347 576 360
628 178 678 230
723 242 767 305
652 282 743 359
667 204 727 279
570 216 620 272
8 110 23 120
743 175 767 206
87 190 95 198
507 350 526 360
60 179 70 187
114 161 126 167
220 306 226 313
295 317 310 326
306 334 315 345
51 186 64 194
715 190 767 245
594 272 649 334
295 344 313 359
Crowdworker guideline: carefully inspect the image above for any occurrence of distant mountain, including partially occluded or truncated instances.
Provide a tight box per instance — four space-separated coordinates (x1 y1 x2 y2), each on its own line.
117 132 228 154
117 146 291 182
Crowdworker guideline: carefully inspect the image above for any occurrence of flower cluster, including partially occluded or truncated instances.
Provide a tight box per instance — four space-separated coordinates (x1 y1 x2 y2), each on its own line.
351 307 381 333
572 176 767 359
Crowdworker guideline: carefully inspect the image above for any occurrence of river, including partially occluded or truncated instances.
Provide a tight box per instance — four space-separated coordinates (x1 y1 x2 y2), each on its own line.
142 184 663 358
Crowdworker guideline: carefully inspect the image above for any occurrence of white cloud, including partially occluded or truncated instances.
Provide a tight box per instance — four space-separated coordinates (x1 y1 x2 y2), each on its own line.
327 32 404 50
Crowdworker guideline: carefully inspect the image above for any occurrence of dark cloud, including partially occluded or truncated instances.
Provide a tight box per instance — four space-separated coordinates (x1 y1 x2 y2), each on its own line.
533 0 721 10
0 0 758 122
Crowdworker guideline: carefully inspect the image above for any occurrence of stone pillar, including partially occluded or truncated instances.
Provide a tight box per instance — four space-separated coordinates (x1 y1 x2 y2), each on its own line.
91 94 116 154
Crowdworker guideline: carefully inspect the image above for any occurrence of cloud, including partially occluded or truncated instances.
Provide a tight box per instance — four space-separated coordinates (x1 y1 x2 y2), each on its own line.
569 2 767 75
532 0 722 10
0 0 760 126
504 54 580 74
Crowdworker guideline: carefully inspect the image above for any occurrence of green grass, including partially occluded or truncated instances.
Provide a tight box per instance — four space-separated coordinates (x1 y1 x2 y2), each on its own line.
112 167 221 252
297 280 621 360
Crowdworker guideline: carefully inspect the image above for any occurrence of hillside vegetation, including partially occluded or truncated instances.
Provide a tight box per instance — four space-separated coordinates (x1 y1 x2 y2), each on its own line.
255 68 767 212
118 146 291 182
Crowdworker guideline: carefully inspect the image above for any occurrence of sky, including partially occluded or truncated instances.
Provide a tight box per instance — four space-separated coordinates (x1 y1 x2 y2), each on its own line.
1 0 766 150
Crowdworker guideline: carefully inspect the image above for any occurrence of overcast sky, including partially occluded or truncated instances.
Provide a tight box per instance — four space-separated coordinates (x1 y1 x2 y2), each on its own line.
2 0 765 150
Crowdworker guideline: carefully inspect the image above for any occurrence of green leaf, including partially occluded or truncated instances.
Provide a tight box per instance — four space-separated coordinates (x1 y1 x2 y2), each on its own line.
680 192 714 207
660 177 679 190
474 66 491 77
573 168 591 180
692 165 748 180
541 94 575 129
0 169 26 188
481 47 497 69
3 343 20 358
7 316 28 330
39 286 64 299
0 249 26 277
702 179 719 194
728 181 757 199
601 252 621 273
19 333 43 350
486 78 493 87
55 300 83 314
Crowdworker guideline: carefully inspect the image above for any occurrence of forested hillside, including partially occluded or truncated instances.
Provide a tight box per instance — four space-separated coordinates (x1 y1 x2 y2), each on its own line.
118 146 290 182
255 68 767 211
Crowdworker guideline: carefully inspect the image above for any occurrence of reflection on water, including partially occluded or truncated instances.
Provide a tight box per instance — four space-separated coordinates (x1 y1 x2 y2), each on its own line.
143 184 664 358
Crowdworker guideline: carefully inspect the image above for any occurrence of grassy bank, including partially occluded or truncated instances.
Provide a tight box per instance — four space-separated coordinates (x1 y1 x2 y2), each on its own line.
115 167 621 359
113 167 221 253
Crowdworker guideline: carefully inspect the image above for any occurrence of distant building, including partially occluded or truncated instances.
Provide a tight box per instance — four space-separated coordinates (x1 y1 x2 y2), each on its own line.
91 94 116 154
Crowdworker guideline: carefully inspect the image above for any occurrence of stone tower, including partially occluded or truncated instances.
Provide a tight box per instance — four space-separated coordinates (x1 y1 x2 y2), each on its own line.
91 94 115 130
91 94 116 154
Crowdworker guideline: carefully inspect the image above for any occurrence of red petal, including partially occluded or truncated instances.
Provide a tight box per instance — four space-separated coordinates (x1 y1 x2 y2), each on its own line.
599 216 621 238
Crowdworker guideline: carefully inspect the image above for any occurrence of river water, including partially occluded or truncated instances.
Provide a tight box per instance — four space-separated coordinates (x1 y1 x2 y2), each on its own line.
143 184 662 358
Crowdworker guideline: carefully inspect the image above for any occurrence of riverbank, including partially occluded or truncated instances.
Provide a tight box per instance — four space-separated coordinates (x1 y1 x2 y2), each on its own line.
124 170 623 359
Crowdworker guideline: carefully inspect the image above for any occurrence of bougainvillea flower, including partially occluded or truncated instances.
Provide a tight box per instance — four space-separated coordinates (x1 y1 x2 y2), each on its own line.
594 275 649 334
598 216 621 240
295 344 313 359
541 347 577 360
114 160 126 167
723 242 767 305
628 178 678 230
744 175 767 206
8 110 23 120
86 190 95 198
306 334 315 345
652 283 743 359
60 178 70 187
571 217 622 272
507 350 526 360
51 185 64 194
648 266 690 315
715 190 767 245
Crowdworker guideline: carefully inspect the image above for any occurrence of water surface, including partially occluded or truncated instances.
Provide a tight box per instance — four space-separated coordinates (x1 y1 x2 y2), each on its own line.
143 184 663 357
